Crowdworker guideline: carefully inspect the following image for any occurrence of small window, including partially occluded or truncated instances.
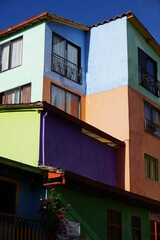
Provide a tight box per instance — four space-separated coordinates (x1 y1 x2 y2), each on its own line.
144 153 159 181
0 84 31 105
107 209 122 240
138 48 158 96
0 37 23 72
131 216 141 240
52 33 82 84
144 102 160 138
50 83 80 119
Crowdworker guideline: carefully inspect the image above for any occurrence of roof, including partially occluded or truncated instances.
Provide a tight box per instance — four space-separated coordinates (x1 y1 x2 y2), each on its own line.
0 11 89 40
64 171 160 212
0 10 159 55
91 11 160 56
0 101 124 148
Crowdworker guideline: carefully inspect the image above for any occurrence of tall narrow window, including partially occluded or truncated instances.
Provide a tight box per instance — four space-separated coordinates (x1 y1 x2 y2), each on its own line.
52 33 81 83
144 153 159 181
50 83 80 118
131 216 141 240
107 209 122 240
0 37 23 72
138 48 158 96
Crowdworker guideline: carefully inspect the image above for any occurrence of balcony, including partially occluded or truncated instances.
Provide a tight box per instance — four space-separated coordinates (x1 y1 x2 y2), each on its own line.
51 53 82 84
139 67 160 97
0 212 45 240
144 119 160 138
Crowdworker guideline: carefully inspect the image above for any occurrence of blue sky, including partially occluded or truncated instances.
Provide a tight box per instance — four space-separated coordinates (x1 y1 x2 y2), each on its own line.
0 0 160 44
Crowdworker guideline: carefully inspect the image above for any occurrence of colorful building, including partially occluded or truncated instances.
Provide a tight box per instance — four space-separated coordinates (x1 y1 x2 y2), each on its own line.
1 11 160 201
1 10 160 239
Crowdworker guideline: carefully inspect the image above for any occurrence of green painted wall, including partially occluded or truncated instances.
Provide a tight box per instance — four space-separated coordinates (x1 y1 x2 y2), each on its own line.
0 110 41 167
127 21 160 104
57 186 150 240
0 23 45 102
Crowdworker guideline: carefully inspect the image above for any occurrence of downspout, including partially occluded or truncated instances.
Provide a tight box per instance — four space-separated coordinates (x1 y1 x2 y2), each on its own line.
42 111 48 166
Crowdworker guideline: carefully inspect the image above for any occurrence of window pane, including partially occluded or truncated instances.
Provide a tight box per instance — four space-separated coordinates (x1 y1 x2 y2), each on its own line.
10 38 23 68
66 92 80 118
67 44 78 82
0 43 9 71
53 35 66 75
51 85 65 111
5 89 20 104
144 154 158 181
21 84 31 103
107 210 122 240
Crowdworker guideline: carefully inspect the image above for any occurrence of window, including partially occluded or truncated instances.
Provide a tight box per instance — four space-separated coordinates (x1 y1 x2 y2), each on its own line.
150 220 160 240
107 209 122 240
0 84 31 105
50 83 80 118
0 179 18 215
52 33 82 83
138 48 159 96
144 102 160 138
144 153 159 181
131 216 141 240
0 37 23 72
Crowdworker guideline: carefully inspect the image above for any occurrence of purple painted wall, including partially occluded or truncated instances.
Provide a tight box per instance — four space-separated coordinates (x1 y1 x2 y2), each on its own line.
40 112 117 186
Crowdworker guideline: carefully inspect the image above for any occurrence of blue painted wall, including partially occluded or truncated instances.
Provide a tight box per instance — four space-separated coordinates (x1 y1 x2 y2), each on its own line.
86 17 128 95
44 21 88 95
18 178 43 219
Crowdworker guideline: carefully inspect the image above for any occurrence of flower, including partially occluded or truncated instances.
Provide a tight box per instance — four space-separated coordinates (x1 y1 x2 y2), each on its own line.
67 203 71 207
39 187 69 239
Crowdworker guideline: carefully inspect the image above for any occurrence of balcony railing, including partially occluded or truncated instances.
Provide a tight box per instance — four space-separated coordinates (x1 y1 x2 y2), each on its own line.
144 119 160 138
0 212 45 240
139 67 160 97
51 53 82 84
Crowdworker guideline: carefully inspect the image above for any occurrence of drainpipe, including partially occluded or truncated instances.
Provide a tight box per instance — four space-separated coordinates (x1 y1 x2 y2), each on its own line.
42 111 48 166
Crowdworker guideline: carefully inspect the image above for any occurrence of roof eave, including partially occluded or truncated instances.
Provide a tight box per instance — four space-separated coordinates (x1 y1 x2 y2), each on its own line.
127 13 160 56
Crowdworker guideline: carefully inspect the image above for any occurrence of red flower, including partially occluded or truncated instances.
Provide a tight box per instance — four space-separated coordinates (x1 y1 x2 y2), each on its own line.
67 203 71 207
51 187 55 191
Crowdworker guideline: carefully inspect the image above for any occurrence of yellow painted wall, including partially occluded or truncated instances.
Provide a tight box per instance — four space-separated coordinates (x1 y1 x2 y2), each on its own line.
0 110 41 167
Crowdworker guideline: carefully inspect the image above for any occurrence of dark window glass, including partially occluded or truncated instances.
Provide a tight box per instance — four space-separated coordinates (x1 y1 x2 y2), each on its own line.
144 153 159 181
131 216 141 240
144 102 160 138
107 209 122 240
138 48 158 96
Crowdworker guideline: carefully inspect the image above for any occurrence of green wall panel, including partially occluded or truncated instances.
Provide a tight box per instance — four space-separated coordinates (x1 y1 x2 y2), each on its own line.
57 186 150 240
127 21 160 104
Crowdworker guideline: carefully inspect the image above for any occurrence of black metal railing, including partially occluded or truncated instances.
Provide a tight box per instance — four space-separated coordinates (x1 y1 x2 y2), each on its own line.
0 212 45 240
139 67 160 97
51 53 82 84
144 119 160 138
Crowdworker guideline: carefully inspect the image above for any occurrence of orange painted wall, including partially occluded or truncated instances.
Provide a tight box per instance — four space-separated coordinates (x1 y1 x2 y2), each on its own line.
129 86 160 200
43 76 86 121
85 86 130 191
